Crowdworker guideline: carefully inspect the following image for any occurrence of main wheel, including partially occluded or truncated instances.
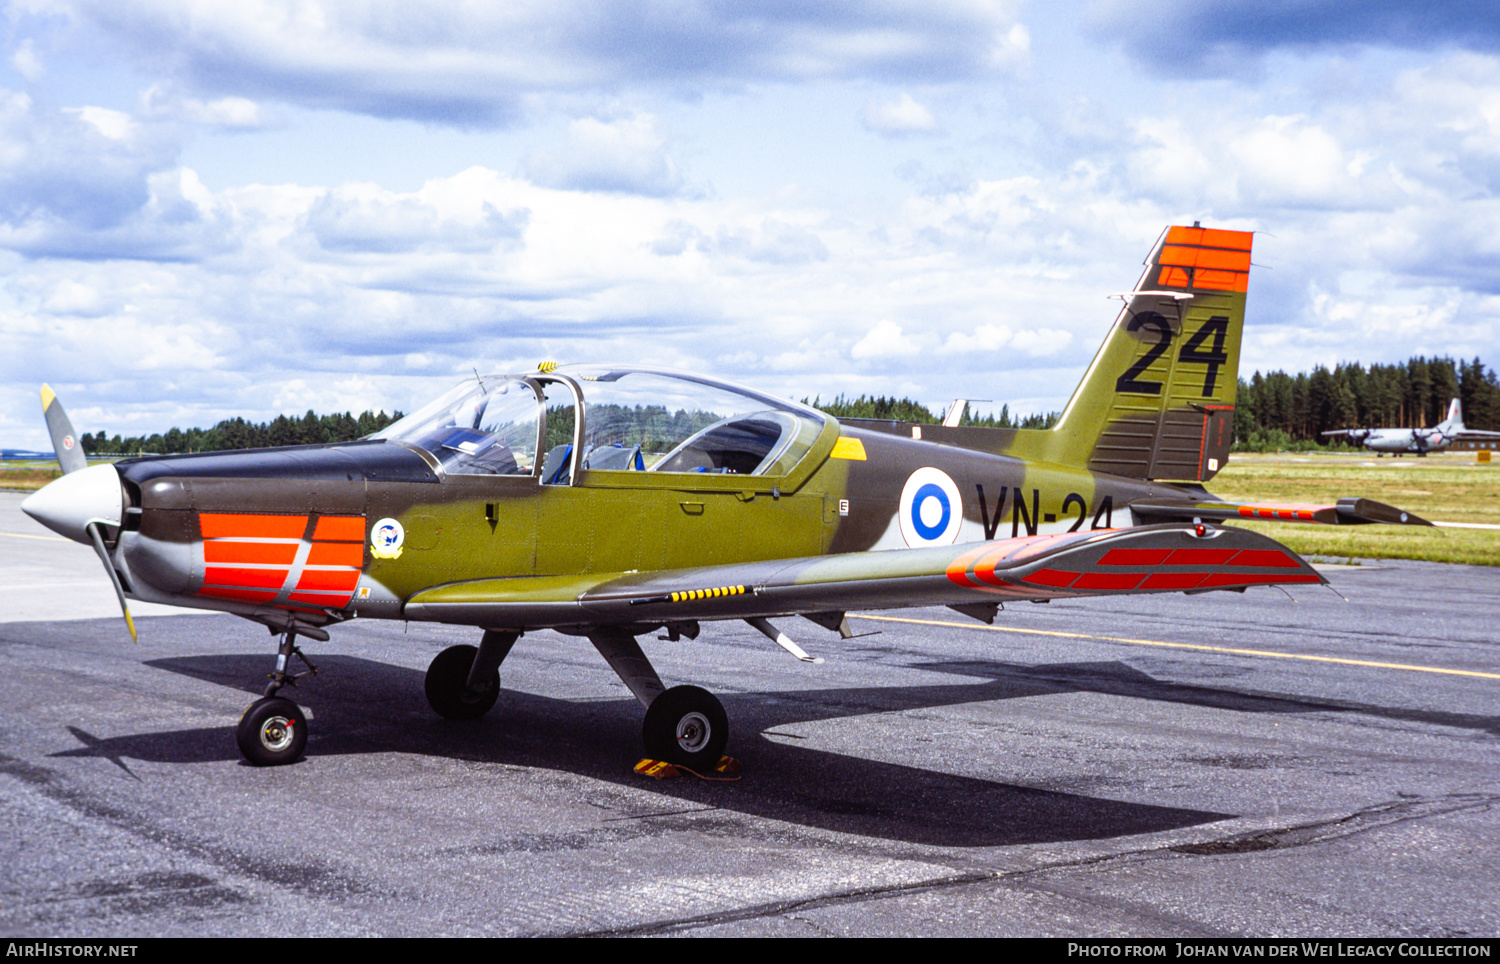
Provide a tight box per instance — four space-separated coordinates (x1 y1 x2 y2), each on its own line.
642 685 728 770
236 697 308 766
425 644 500 720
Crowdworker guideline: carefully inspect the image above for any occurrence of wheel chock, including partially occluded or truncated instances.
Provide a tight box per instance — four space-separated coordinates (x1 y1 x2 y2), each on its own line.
633 756 742 781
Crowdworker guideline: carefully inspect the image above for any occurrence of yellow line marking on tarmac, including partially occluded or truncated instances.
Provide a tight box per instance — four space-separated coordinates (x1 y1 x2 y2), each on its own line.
852 614 1500 681
0 530 69 542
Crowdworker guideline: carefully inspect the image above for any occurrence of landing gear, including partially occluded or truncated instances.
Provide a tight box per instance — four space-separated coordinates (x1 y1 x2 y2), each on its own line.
237 697 307 766
588 628 731 770
642 685 728 771
424 630 518 720
235 629 319 767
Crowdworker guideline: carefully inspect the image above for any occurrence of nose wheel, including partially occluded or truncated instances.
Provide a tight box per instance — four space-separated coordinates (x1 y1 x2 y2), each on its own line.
235 629 318 767
237 697 307 766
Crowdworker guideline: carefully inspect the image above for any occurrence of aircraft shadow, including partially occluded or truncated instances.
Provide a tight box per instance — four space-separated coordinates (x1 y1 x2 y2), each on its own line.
907 658 1500 738
42 653 1231 848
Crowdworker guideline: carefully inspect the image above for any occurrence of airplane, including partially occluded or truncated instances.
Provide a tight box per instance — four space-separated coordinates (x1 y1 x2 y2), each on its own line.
20 224 1432 772
1322 398 1500 456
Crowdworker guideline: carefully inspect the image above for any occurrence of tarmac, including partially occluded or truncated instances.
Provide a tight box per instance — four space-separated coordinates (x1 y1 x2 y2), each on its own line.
0 490 1496 937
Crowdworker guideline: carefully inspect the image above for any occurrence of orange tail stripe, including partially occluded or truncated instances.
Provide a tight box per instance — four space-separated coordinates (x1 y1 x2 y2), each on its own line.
204 566 289 589
307 543 365 567
1165 226 1254 251
200 513 308 539
313 516 366 542
203 542 299 565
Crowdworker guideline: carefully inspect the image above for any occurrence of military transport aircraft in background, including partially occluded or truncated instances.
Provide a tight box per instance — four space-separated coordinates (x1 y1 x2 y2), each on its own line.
1322 398 1500 456
21 225 1430 772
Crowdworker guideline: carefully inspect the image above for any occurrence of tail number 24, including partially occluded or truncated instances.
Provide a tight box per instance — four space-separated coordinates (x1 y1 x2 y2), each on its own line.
1115 313 1229 397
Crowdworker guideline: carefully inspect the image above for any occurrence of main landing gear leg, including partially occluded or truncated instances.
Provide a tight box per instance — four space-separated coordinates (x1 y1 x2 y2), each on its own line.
587 628 728 771
425 629 519 720
236 630 318 767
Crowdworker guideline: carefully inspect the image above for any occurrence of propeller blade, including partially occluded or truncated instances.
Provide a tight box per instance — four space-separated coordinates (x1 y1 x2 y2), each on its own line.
85 521 137 644
40 384 87 475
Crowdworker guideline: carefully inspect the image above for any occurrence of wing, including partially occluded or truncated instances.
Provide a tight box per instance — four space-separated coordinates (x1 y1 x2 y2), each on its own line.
403 523 1326 630
1130 496 1431 526
1453 429 1500 442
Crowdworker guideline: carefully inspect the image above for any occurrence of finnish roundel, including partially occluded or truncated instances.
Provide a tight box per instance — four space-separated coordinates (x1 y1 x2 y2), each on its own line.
899 467 963 547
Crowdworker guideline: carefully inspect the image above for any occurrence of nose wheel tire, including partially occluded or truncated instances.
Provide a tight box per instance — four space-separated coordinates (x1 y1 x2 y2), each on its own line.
642 685 728 771
425 644 500 720
236 697 308 766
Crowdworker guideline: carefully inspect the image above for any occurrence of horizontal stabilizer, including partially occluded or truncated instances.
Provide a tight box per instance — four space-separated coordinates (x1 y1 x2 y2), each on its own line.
404 524 1326 631
1130 497 1432 527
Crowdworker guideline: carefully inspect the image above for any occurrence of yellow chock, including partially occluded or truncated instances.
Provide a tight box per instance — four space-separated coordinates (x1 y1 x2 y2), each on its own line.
635 758 681 780
634 756 742 781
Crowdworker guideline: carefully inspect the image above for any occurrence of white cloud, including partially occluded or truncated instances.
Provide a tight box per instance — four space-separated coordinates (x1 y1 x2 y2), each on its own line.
141 86 270 129
29 0 1030 126
11 40 43 82
851 320 919 359
524 115 683 197
863 93 938 135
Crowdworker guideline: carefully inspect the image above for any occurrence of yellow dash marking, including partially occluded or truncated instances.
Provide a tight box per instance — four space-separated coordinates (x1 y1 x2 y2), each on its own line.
852 614 1500 681
830 437 868 461
0 530 69 543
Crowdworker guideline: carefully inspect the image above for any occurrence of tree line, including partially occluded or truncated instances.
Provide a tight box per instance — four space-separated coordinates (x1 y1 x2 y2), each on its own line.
72 355 1500 457
1235 355 1500 450
79 409 402 456
806 394 1060 429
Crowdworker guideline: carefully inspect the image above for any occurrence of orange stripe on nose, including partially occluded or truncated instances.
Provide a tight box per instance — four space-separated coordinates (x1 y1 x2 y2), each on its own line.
295 570 360 592
313 516 366 542
199 587 279 603
200 514 307 539
203 566 289 589
307 542 364 567
203 542 299 565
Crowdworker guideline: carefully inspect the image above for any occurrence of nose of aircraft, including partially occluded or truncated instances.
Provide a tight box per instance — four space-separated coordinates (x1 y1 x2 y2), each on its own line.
21 462 124 544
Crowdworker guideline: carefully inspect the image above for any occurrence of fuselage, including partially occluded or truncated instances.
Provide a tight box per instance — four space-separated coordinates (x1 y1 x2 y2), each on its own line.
24 365 1203 632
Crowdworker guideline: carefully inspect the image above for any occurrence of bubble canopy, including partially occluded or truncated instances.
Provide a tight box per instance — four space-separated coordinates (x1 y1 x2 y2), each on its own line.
372 366 827 481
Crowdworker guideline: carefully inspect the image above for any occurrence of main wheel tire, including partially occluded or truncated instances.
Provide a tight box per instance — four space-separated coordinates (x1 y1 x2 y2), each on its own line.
236 697 308 766
425 644 500 720
642 685 728 770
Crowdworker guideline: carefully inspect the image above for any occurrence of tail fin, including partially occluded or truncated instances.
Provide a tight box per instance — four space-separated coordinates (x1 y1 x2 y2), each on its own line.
1044 225 1252 482
1444 398 1463 430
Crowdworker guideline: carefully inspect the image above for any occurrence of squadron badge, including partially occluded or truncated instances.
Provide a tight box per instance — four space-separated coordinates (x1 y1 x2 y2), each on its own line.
370 518 405 559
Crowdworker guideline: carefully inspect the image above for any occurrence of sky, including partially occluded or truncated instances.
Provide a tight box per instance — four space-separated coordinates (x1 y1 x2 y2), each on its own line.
2 0 1499 447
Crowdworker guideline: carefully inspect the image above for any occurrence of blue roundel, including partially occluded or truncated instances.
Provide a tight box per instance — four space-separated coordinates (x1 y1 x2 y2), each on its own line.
910 483 951 540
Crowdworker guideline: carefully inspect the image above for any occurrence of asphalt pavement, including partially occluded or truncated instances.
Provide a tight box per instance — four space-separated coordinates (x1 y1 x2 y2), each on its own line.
1 491 1496 937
